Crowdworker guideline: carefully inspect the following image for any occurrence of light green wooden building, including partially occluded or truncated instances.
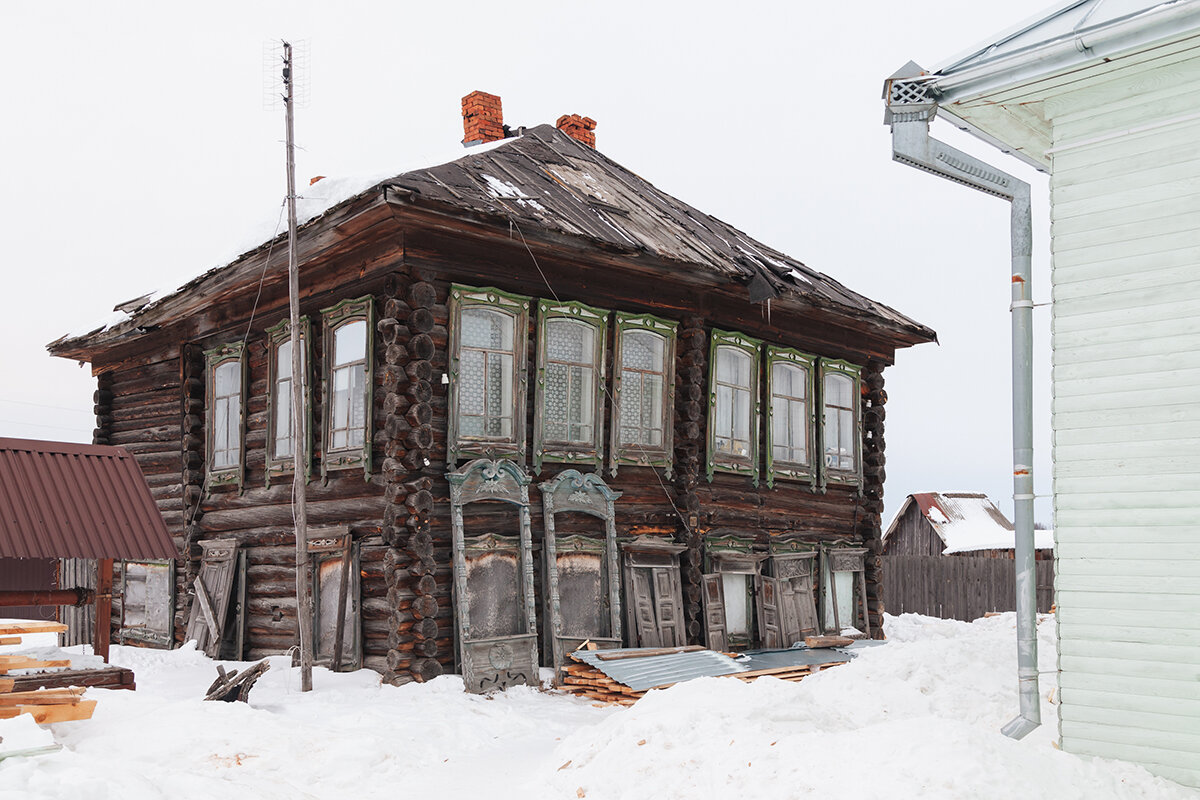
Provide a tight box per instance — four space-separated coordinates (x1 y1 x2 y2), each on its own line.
888 0 1200 788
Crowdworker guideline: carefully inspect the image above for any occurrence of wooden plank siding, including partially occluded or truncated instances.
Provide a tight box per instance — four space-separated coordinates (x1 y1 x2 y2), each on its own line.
1045 50 1200 785
881 555 1053 621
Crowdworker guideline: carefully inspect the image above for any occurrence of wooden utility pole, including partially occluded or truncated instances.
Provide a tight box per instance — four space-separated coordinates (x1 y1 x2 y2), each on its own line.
282 41 313 692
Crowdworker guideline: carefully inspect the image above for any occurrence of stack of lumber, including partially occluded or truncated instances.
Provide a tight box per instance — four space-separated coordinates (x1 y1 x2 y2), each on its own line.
559 649 849 707
0 622 96 724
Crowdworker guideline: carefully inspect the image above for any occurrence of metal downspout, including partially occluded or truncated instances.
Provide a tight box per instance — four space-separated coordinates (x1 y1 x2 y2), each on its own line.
883 73 1040 739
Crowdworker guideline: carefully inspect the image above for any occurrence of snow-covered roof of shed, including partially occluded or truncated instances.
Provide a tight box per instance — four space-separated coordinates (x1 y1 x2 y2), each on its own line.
884 492 1053 554
51 125 933 353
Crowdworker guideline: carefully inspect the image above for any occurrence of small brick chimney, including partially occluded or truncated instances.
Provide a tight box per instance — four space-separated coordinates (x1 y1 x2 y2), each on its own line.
462 90 505 146
556 114 597 148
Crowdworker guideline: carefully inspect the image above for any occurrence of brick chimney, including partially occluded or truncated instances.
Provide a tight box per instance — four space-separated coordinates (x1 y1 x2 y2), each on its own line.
462 91 505 146
556 114 597 148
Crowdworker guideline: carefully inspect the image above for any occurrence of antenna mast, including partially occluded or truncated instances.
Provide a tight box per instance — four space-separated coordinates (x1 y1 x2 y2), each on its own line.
282 40 314 692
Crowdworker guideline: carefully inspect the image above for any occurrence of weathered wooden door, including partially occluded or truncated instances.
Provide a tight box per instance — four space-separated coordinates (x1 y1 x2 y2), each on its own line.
621 536 687 649
448 459 539 693
309 530 361 671
184 540 240 657
770 547 819 645
756 575 784 649
701 574 728 651
539 470 623 677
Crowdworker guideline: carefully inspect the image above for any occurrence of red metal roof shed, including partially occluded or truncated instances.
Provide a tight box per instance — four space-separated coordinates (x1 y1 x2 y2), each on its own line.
0 437 176 560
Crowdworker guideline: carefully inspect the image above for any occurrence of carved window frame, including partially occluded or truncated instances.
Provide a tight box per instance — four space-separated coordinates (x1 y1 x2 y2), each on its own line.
609 312 677 478
204 342 246 490
447 285 531 465
765 345 816 490
706 329 762 485
533 299 608 474
819 358 863 490
265 315 312 487
320 296 374 480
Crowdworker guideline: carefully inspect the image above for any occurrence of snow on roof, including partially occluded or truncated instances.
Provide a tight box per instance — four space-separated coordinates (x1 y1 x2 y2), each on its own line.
62 137 520 341
885 492 1053 554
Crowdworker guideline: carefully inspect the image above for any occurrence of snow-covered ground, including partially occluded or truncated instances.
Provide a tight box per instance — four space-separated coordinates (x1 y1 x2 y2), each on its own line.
1 614 1195 800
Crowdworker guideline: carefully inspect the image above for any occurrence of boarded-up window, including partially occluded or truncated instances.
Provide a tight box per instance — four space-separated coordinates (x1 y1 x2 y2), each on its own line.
120 560 173 647
311 536 360 671
622 537 686 649
465 544 523 639
557 548 606 638
821 547 869 637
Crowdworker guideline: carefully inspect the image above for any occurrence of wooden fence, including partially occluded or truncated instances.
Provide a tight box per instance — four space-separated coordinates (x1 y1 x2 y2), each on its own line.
881 555 1054 621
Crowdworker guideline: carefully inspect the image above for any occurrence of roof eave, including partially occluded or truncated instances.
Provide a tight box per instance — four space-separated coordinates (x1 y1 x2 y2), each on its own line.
930 1 1200 105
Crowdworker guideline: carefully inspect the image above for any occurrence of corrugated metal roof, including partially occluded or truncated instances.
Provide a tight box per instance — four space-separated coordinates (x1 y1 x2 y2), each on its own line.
572 648 747 691
0 438 177 560
936 0 1183 76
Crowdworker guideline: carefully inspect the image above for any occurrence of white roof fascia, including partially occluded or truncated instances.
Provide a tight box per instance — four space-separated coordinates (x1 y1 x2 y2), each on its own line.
929 1 1200 105
932 106 1050 172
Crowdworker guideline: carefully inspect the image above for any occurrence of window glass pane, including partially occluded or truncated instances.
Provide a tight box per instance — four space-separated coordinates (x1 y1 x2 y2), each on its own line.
334 321 366 368
460 350 486 415
546 319 593 364
212 360 241 470
462 308 513 350
618 330 668 450
825 373 851 407
273 337 306 460
823 372 856 472
623 331 664 372
771 362 808 466
714 346 752 460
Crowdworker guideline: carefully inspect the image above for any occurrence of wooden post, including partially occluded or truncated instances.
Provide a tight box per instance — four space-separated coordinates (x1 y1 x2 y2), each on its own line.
94 559 114 662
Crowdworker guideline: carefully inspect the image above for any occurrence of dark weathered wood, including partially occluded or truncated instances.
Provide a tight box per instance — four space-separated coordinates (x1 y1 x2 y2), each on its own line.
880 555 1055 620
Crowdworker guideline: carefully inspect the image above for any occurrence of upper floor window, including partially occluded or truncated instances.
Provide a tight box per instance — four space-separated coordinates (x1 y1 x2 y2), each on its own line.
448 285 530 464
765 346 815 489
205 342 245 489
706 329 761 485
266 316 310 486
321 296 374 478
533 300 608 474
610 312 677 477
821 359 862 487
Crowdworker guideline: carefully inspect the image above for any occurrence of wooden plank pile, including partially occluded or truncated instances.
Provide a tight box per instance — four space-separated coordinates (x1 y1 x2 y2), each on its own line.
559 645 850 707
0 622 96 724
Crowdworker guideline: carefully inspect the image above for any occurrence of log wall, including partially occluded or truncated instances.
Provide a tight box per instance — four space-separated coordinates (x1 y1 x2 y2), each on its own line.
87 214 909 675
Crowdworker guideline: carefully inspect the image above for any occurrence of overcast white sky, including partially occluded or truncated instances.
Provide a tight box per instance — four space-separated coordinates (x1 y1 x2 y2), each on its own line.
0 0 1057 527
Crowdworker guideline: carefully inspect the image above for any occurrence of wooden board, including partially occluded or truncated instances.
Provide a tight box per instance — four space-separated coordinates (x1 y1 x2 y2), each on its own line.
7 700 97 724
0 678 14 693
11 666 135 693
0 637 22 646
0 656 71 674
0 688 86 706
0 622 66 636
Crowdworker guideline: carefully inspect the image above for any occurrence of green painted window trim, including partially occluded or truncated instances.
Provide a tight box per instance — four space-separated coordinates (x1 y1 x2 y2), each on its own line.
706 329 762 486
265 315 312 488
204 341 246 492
320 296 375 481
818 358 863 491
764 345 817 490
608 311 678 479
533 299 609 475
447 284 531 465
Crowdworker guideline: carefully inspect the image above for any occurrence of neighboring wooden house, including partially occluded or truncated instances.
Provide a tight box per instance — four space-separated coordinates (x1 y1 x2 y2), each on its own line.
884 1 1200 787
47 93 934 690
881 492 1053 619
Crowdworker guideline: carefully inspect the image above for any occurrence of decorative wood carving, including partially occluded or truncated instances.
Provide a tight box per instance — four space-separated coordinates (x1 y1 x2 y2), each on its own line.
538 469 623 678
447 459 538 693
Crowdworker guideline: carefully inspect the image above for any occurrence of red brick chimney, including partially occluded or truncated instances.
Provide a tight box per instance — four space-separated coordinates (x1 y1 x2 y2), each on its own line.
556 114 597 148
462 91 505 146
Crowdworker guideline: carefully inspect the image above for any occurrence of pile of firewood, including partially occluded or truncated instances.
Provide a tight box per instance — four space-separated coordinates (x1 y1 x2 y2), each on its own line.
0 622 96 724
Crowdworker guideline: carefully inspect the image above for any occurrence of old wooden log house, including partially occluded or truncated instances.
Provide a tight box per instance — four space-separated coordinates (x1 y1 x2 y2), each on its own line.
48 92 935 690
